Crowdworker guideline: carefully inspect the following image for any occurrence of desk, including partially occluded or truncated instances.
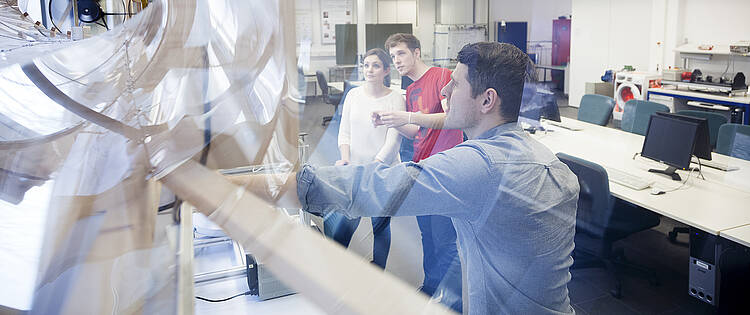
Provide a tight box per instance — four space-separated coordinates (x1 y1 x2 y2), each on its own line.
535 64 566 76
303 73 318 97
648 87 750 125
535 64 569 94
532 117 750 235
721 225 750 248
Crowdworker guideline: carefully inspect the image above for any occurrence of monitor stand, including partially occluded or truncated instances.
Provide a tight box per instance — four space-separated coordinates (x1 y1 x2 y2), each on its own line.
648 166 682 181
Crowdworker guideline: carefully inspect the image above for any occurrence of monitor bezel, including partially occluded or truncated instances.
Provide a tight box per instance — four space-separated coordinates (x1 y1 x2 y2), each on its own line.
654 112 712 161
640 114 700 170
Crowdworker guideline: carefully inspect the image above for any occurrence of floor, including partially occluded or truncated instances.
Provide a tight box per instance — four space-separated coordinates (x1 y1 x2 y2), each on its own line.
194 90 718 314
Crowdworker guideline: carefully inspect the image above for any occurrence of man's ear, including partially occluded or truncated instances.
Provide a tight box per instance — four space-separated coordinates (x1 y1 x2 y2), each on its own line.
480 88 500 114
414 48 421 59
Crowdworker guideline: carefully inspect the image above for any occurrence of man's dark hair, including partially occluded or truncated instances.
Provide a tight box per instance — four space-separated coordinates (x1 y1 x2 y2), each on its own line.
384 33 420 52
457 42 530 120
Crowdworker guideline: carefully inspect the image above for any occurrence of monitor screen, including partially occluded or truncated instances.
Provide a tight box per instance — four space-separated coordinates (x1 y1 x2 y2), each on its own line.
366 24 412 53
654 112 712 161
335 24 413 66
401 76 414 90
641 114 699 170
335 24 358 65
518 84 560 126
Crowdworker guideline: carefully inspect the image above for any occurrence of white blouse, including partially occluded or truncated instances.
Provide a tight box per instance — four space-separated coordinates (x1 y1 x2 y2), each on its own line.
338 87 405 165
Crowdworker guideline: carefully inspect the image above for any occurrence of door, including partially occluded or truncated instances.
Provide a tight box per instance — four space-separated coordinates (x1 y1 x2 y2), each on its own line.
552 18 571 66
497 21 528 54
552 18 571 90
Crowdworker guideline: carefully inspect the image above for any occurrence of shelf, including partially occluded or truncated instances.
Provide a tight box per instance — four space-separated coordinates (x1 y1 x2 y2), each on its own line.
675 44 750 57
661 80 734 93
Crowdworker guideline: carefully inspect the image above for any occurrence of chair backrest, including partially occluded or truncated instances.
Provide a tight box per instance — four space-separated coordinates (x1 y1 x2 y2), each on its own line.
556 153 613 238
578 94 615 126
676 110 728 148
716 123 750 161
621 100 670 135
315 70 329 97
338 80 356 106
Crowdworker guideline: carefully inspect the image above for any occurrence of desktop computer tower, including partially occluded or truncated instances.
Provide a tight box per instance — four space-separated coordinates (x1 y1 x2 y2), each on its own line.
246 254 296 300
689 228 750 314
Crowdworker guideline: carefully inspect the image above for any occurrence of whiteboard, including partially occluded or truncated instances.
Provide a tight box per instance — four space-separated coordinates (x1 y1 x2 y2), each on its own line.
433 24 488 61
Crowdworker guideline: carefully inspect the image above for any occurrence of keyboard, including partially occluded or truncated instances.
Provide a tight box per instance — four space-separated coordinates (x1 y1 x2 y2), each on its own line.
542 119 583 131
605 167 653 190
691 158 740 172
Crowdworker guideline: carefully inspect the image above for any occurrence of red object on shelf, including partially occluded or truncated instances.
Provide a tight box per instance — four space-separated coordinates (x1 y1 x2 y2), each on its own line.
682 72 692 81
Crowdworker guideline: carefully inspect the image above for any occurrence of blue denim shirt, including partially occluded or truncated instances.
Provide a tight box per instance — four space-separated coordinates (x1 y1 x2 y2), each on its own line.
297 122 579 315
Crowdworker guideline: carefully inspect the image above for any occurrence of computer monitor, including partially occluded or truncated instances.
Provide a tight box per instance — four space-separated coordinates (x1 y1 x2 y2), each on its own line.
335 23 413 66
365 24 412 53
654 112 712 161
401 76 414 90
518 84 561 128
335 24 358 65
641 114 699 181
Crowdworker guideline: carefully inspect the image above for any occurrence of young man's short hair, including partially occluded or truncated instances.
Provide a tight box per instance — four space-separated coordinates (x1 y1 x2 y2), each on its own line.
384 33 421 52
457 42 530 121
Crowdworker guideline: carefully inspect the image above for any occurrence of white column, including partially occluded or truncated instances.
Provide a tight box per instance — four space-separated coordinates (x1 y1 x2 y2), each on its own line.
357 0 366 80
663 0 685 70
648 0 668 73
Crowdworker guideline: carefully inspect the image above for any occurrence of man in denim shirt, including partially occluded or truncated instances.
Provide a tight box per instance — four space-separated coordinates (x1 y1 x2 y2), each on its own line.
296 42 579 314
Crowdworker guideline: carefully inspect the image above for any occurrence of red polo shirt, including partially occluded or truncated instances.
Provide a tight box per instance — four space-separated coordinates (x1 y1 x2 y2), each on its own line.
406 67 464 162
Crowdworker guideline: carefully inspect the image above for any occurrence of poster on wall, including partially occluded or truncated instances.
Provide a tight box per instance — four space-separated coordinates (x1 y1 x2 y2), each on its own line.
320 0 352 45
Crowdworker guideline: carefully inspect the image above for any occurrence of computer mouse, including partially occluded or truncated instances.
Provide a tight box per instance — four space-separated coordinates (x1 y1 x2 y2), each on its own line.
650 187 665 195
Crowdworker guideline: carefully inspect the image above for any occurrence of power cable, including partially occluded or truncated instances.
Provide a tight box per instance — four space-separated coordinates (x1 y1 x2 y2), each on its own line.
195 291 250 303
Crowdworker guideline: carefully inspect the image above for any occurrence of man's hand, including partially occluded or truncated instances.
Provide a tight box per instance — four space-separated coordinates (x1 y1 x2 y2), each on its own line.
372 110 411 128
335 159 350 166
371 111 385 127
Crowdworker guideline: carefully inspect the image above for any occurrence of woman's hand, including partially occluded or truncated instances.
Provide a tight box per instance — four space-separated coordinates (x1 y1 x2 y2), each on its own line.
335 159 350 166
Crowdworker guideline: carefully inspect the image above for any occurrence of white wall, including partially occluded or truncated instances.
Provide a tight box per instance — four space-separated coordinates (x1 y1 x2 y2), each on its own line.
676 0 750 78
299 0 573 83
489 0 570 43
300 0 420 76
569 0 654 107
569 0 750 107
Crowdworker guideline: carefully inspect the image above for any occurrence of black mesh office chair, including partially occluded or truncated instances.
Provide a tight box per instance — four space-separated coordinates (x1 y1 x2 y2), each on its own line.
316 71 343 126
557 152 661 298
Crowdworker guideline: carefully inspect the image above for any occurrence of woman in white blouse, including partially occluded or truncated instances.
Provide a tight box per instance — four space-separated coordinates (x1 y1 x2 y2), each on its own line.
325 48 405 269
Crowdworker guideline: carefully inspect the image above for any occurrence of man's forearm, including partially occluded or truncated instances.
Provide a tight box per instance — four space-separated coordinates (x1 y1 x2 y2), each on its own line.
395 124 418 139
412 112 447 129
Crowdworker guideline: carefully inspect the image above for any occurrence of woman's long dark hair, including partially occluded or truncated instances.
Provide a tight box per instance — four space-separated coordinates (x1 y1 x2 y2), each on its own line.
364 48 391 87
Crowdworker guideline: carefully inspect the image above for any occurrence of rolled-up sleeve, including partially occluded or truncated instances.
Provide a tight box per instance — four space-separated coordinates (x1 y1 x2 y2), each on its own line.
296 145 491 221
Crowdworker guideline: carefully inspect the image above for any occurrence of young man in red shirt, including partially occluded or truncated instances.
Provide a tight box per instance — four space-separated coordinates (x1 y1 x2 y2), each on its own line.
373 33 463 312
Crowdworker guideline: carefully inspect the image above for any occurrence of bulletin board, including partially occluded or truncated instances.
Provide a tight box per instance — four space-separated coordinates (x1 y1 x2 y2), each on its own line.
433 24 488 62
320 0 353 44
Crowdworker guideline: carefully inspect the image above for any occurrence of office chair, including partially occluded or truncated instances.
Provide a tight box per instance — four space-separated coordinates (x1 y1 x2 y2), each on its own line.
316 71 343 126
677 110 728 148
621 100 670 135
557 152 661 298
716 123 750 161
578 94 615 126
